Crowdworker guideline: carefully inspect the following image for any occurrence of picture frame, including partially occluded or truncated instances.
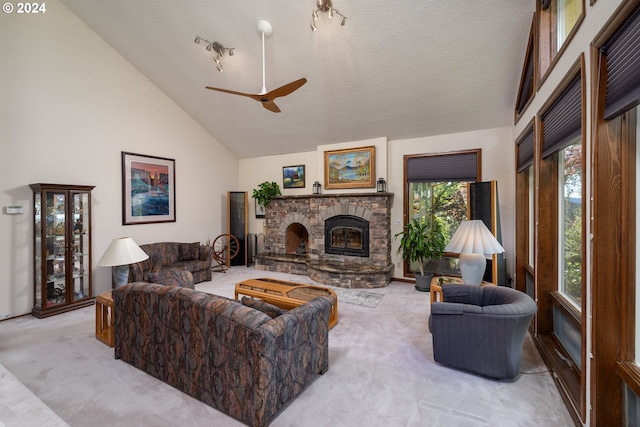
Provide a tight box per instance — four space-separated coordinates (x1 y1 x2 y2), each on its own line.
324 146 376 189
121 152 176 225
282 165 306 189
255 199 265 218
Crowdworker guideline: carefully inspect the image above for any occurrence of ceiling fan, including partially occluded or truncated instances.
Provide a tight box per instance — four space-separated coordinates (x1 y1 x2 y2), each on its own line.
205 20 307 113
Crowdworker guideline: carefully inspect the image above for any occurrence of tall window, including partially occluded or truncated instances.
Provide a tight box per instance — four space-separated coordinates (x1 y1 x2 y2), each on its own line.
538 0 584 81
404 151 480 277
535 58 585 419
527 166 535 268
556 0 582 50
591 4 640 422
559 143 582 305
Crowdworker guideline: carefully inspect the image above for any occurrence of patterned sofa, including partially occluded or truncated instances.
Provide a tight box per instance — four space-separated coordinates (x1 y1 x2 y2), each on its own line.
114 282 334 427
127 242 212 284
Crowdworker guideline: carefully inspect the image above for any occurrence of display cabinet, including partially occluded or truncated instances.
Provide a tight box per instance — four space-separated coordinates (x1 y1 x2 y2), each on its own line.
30 183 95 318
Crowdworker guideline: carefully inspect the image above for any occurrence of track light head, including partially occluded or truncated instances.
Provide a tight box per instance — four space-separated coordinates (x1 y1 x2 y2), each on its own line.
195 36 235 72
310 0 346 31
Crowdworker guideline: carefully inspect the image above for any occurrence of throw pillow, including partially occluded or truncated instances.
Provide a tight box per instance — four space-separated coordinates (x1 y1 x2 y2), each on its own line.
179 242 200 261
241 296 285 319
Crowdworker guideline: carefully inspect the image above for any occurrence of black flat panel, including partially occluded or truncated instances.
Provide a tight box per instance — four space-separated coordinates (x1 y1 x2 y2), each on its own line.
469 181 507 286
228 192 247 266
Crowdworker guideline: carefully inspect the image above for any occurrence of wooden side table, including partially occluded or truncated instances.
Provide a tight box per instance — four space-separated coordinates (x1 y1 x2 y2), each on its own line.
430 276 495 304
95 290 114 347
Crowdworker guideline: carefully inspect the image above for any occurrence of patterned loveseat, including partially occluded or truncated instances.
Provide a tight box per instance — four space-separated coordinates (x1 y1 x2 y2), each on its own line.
114 282 333 427
127 242 212 284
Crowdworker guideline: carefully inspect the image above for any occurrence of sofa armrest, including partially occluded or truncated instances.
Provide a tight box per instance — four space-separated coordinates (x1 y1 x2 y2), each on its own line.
431 302 484 315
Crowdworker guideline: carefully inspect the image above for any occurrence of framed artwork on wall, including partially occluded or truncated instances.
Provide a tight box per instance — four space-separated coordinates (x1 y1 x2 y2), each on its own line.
324 146 376 189
282 165 305 188
121 152 176 225
255 199 265 218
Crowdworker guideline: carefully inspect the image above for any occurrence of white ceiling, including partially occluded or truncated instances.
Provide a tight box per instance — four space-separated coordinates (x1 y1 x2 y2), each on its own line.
59 0 534 159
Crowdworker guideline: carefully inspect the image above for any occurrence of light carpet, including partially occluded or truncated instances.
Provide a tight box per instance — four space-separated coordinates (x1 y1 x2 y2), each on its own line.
0 267 575 427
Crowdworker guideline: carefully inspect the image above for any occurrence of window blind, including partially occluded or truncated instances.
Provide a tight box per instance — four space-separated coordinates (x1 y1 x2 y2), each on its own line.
603 5 640 120
517 125 535 172
541 73 582 158
406 152 478 183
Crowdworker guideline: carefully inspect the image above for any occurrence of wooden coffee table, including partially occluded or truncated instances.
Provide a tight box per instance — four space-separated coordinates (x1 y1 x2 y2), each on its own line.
235 278 339 329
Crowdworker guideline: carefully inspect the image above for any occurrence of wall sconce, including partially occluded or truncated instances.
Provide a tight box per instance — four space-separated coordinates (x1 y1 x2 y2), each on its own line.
194 36 235 72
313 181 321 194
377 178 387 192
310 0 347 31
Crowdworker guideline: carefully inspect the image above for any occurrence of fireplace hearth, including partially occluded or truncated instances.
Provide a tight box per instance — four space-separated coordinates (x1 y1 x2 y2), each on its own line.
255 193 393 288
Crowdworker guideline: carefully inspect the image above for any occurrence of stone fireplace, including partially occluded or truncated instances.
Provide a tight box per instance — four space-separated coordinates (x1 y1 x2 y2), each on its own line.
255 193 393 288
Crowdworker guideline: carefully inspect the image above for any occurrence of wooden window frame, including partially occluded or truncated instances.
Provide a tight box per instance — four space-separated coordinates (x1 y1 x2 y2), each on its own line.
537 0 585 88
590 1 640 424
400 150 482 280
534 55 586 425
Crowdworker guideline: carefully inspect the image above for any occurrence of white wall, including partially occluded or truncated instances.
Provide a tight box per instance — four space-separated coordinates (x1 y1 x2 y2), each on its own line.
0 0 238 317
240 129 515 280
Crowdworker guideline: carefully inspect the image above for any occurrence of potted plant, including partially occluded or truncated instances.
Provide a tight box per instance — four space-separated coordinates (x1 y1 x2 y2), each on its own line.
394 218 446 292
252 181 281 209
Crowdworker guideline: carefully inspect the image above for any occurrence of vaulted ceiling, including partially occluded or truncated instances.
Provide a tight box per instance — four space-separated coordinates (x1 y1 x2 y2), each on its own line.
60 0 533 159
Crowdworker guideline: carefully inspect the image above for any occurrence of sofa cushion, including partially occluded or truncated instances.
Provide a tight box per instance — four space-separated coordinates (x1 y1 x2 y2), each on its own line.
179 242 200 261
241 296 285 319
149 268 195 289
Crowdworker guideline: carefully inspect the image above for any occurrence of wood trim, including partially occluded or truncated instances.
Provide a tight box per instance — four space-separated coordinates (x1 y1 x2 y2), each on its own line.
535 55 587 422
619 362 640 399
589 1 640 420
515 13 537 124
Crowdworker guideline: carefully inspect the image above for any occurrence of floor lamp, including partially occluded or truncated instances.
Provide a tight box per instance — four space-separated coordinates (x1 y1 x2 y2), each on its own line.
98 237 149 288
444 220 505 286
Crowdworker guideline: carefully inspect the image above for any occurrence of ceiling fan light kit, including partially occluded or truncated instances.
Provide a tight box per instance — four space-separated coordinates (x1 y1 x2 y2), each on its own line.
205 20 307 113
194 36 235 72
311 0 346 31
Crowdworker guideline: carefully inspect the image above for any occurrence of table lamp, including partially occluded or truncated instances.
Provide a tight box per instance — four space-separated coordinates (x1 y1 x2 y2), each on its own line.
98 237 149 288
444 220 505 286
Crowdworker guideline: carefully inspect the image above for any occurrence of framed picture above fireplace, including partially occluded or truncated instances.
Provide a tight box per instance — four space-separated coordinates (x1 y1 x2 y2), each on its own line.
324 146 376 189
282 165 305 189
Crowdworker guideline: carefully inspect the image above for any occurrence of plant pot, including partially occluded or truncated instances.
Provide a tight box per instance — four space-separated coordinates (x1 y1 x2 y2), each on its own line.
414 272 434 292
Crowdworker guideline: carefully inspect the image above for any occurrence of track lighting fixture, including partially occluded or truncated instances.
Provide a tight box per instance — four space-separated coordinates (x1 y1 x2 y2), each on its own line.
194 36 235 72
310 0 346 31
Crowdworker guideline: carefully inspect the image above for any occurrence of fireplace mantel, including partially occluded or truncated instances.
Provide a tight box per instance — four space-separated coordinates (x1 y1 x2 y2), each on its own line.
271 192 393 200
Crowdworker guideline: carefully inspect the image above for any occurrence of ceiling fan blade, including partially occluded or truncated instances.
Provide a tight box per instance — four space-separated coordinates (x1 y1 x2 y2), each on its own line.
261 100 281 113
266 78 307 100
205 86 261 101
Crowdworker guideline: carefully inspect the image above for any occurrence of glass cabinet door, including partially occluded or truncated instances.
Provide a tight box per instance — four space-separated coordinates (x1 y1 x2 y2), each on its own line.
34 191 43 309
45 190 68 308
71 191 90 301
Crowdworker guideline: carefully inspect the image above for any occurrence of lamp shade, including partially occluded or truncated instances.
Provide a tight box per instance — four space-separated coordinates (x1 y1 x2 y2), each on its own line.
97 237 149 267
444 220 504 255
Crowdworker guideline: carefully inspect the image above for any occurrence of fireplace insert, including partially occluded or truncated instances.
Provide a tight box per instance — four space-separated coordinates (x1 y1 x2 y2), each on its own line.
324 215 369 257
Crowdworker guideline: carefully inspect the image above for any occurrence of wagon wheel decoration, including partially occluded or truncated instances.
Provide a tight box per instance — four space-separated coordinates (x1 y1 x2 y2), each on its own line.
211 233 239 271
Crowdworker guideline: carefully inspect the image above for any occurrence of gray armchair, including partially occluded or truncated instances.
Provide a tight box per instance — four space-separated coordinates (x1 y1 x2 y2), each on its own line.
428 284 537 379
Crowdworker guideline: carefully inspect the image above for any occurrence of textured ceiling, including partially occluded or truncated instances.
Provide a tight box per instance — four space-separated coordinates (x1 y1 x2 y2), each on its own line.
59 0 533 159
